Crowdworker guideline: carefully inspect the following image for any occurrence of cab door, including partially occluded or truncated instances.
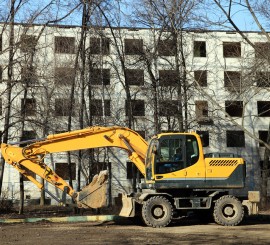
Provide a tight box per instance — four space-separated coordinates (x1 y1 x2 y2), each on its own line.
153 134 205 188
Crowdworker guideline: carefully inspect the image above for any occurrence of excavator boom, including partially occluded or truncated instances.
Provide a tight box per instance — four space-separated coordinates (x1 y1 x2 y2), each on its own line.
1 126 148 208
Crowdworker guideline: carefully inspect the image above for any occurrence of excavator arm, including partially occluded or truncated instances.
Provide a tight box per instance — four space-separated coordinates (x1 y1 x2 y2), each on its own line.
1 126 148 208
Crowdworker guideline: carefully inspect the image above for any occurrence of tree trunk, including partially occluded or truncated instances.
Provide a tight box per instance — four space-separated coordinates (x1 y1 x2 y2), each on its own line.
0 0 15 197
261 123 270 209
18 174 24 214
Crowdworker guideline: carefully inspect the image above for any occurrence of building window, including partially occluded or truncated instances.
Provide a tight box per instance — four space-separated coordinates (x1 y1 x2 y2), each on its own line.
195 101 212 124
55 162 76 180
55 67 75 86
20 35 37 53
226 131 245 147
197 131 209 147
125 39 143 55
258 131 268 147
125 69 144 86
55 98 75 116
21 98 36 116
20 130 36 148
194 70 207 87
90 99 111 116
159 100 179 116
126 100 145 116
257 72 270 87
225 101 243 117
21 66 36 84
194 41 206 57
126 162 144 179
0 98 2 115
257 101 270 117
223 42 241 58
89 37 110 55
55 36 75 54
159 70 178 86
254 42 270 59
90 69 110 85
224 71 241 92
157 39 176 56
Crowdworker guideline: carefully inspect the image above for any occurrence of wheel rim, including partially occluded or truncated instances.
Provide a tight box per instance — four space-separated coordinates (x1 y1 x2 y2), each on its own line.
222 204 238 220
151 205 167 220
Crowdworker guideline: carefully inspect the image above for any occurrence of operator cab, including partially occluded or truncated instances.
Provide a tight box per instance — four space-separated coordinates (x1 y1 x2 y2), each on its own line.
145 134 200 181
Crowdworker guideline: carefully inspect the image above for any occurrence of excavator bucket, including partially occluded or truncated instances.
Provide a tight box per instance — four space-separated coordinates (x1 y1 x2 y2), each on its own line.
119 193 135 217
76 170 108 209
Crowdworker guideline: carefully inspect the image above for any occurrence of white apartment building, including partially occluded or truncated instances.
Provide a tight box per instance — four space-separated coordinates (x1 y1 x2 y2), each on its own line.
0 23 269 204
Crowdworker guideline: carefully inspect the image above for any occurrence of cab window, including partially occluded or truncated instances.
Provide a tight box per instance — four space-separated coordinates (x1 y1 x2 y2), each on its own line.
156 137 184 174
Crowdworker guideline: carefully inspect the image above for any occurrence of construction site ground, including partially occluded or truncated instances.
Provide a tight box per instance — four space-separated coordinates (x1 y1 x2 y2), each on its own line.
0 206 270 244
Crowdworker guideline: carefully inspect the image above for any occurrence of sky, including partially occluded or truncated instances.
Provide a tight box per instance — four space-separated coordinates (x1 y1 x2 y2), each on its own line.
1 0 268 32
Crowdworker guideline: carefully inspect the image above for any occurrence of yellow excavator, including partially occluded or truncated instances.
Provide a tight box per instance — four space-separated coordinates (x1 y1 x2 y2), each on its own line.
0 126 260 227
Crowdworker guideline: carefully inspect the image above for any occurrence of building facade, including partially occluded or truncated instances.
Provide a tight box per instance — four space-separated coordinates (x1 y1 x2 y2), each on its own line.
0 23 269 204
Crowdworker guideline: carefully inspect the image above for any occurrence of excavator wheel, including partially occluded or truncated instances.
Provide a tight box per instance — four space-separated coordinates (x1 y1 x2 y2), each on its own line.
142 196 173 228
213 195 244 226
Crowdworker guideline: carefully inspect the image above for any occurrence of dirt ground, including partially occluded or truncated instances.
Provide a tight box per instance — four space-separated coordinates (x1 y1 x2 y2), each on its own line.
1 213 270 245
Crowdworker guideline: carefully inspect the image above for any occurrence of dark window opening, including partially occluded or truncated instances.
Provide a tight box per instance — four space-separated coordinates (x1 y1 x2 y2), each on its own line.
20 130 36 148
257 101 270 117
55 36 75 54
197 131 209 147
257 72 270 87
90 99 111 116
55 98 75 116
126 162 144 179
55 67 75 86
55 162 76 180
258 131 268 147
125 69 144 86
224 71 241 92
20 35 37 53
225 101 243 117
90 69 110 85
157 39 176 56
0 66 2 81
136 131 146 139
254 42 270 59
226 131 245 147
159 70 178 86
125 39 143 55
125 100 145 116
159 100 179 116
0 98 2 116
89 37 110 55
194 41 206 57
223 42 241 58
194 70 207 87
21 98 36 116
21 66 36 84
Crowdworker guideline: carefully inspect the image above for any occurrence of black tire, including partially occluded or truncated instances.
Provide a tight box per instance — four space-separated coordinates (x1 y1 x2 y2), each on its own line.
213 195 244 226
142 196 173 228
